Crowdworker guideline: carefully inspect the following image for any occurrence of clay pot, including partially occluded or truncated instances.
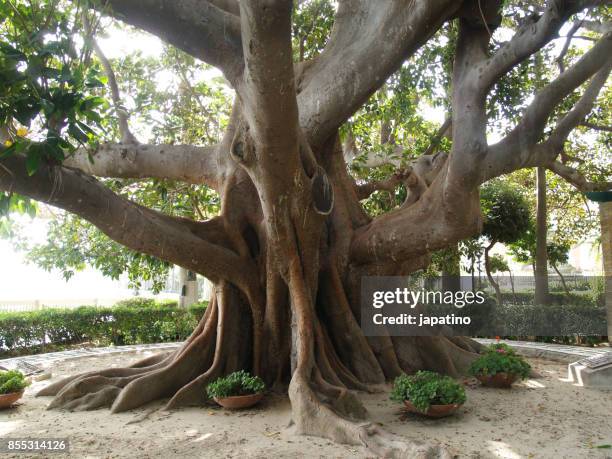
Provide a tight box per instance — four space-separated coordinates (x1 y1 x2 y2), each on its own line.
214 392 263 409
403 400 462 418
0 391 24 409
476 372 519 388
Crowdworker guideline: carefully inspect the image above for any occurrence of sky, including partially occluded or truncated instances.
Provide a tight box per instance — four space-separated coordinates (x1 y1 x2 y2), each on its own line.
0 215 179 307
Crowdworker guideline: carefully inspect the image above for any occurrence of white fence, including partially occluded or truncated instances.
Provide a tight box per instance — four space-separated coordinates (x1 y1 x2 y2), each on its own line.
0 293 179 313
0 299 108 312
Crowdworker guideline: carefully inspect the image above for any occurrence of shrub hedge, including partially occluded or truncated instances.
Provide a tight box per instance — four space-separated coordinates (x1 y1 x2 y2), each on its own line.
499 291 603 307
0 300 207 357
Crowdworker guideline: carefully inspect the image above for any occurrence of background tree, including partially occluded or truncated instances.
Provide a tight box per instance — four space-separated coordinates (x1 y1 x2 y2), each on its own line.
487 253 515 296
480 180 532 304
1 0 611 455
547 242 572 295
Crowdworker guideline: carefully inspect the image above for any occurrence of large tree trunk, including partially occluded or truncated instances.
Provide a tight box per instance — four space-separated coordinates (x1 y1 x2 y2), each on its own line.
535 167 550 305
600 201 612 343
38 129 482 452
32 95 486 456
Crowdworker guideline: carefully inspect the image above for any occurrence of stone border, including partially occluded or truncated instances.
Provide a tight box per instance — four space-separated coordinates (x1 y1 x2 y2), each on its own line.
475 338 612 363
0 342 182 371
1 339 610 370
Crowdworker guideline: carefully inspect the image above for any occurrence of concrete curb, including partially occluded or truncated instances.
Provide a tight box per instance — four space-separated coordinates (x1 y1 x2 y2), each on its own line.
2 339 610 370
475 338 612 363
0 342 182 370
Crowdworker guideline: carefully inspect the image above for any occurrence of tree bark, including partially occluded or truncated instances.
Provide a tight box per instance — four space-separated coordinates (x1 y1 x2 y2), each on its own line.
600 201 612 343
535 167 550 305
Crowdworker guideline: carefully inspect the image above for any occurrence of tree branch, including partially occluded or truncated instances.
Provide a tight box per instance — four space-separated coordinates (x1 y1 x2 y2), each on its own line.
446 16 491 188
82 12 138 144
93 0 244 84
238 0 298 137
63 143 223 189
297 0 460 147
555 20 582 73
547 161 611 192
483 32 612 180
579 19 612 34
354 170 409 200
580 121 612 132
349 172 481 264
422 117 452 157
546 60 612 146
476 0 601 92
0 155 258 290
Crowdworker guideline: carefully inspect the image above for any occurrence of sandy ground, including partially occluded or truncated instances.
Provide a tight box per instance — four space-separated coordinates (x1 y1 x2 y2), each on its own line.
1 352 611 459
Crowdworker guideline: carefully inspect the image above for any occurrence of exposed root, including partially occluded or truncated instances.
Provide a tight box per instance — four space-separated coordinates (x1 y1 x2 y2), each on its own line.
38 299 220 412
447 336 484 354
289 373 451 459
37 366 154 398
129 351 175 368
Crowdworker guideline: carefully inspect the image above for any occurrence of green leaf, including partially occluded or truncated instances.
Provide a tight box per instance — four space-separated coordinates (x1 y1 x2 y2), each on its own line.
68 123 89 144
25 146 41 176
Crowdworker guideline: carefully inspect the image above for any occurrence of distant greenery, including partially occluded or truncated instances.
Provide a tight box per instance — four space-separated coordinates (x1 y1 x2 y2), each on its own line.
469 343 531 379
390 370 466 412
0 299 207 357
0 369 29 395
206 370 265 399
499 291 603 307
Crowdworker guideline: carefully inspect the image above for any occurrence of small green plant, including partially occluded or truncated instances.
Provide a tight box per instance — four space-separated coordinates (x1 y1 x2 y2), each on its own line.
469 343 531 379
390 370 466 412
0 370 29 395
206 370 265 399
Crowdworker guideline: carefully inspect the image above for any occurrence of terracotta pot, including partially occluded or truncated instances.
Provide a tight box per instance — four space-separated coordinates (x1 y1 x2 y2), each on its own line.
476 372 519 388
0 391 24 409
214 392 263 409
403 400 462 418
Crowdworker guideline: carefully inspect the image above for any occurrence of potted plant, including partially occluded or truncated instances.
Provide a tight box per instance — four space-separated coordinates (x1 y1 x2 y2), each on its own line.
469 343 531 388
0 370 29 409
390 370 466 418
206 370 265 409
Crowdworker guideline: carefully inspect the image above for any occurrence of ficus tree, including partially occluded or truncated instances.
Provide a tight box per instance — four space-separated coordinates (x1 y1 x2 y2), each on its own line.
1 0 612 456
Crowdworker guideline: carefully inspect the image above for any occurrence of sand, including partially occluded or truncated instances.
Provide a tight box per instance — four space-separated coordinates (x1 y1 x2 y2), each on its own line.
1 351 611 458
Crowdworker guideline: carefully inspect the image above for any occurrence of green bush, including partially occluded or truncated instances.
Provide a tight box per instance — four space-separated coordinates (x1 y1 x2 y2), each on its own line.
0 301 207 357
206 370 265 399
114 298 177 308
499 292 603 307
0 370 29 394
390 370 466 412
469 343 531 379
491 302 606 336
